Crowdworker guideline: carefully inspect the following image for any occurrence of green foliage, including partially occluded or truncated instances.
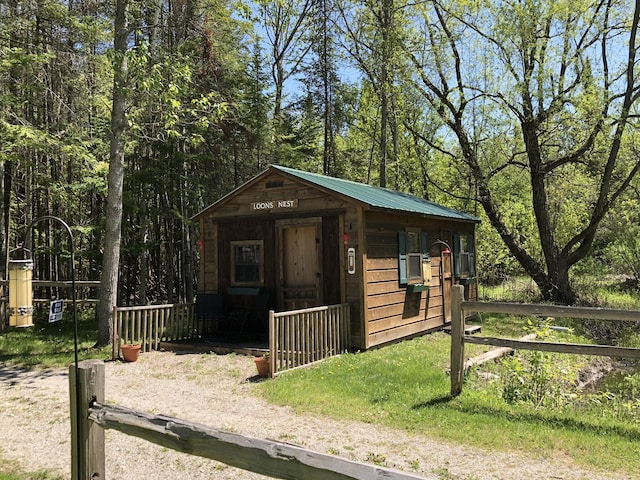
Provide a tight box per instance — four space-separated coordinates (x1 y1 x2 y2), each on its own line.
4 0 640 312
601 196 640 284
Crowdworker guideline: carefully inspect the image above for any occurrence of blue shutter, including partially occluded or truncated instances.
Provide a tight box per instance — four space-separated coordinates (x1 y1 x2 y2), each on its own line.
398 231 407 285
453 234 461 279
469 234 476 277
420 232 429 261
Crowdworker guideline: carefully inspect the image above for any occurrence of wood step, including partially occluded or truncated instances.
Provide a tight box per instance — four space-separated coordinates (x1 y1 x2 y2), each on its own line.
442 324 482 335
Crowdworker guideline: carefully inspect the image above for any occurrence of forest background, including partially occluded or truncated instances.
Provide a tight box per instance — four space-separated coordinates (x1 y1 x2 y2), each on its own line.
2 0 640 340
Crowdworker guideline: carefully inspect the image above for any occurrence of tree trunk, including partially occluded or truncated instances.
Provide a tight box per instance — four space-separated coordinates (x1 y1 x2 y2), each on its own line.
0 160 9 332
97 0 129 346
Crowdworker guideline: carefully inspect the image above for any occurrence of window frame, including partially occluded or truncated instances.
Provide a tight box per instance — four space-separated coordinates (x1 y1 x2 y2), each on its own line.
406 229 423 285
453 233 475 280
230 240 265 286
398 229 430 286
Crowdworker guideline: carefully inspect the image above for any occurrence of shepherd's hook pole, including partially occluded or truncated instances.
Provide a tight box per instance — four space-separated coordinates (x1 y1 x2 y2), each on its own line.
27 216 80 478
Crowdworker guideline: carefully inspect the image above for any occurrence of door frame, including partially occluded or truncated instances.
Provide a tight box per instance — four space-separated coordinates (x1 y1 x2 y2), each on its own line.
276 217 323 310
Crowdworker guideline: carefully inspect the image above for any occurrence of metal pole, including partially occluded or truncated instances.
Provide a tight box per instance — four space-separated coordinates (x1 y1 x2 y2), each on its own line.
28 216 81 478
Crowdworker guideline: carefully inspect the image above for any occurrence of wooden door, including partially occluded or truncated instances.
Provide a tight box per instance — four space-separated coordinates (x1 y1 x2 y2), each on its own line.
280 222 322 310
441 232 453 323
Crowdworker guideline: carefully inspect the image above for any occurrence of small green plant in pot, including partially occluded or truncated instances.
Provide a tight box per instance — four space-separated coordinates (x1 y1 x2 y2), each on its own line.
255 351 270 378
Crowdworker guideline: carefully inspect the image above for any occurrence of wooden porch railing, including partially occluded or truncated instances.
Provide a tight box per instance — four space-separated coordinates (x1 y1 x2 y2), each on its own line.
269 303 350 377
112 303 196 360
112 301 351 369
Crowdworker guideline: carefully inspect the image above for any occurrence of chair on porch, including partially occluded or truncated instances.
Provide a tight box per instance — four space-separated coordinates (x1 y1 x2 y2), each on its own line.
225 287 270 342
195 292 225 337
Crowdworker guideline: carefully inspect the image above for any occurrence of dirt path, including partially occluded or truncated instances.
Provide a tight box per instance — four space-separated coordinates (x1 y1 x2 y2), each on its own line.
0 351 635 480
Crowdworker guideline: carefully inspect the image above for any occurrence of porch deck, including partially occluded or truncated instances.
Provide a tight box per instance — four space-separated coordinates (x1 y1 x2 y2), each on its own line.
159 338 268 357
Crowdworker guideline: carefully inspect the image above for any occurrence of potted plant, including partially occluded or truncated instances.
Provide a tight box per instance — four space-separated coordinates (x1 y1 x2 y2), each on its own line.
254 351 270 378
121 343 142 362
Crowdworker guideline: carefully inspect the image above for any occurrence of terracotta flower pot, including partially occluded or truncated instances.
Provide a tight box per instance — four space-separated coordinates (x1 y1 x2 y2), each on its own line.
254 356 270 378
121 344 141 362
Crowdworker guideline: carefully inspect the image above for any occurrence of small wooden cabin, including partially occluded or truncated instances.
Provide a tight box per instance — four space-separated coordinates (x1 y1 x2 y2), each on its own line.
193 165 480 350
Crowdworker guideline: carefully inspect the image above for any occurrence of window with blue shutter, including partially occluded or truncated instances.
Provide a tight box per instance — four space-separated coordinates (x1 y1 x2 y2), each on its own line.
453 233 475 279
399 229 430 287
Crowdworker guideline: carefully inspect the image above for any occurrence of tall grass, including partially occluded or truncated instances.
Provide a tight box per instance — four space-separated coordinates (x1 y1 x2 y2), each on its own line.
480 274 640 310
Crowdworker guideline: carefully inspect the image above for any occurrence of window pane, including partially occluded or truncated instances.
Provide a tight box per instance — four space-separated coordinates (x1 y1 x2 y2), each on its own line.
408 254 422 280
236 245 260 264
233 244 262 283
236 265 260 282
460 253 470 275
407 231 420 253
460 236 469 253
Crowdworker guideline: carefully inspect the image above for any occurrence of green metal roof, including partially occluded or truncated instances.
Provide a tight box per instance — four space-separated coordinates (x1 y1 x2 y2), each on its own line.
273 165 480 222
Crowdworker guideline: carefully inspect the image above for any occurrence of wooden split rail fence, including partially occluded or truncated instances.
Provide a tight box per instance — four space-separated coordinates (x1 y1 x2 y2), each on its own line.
268 303 350 377
450 285 640 396
70 360 434 480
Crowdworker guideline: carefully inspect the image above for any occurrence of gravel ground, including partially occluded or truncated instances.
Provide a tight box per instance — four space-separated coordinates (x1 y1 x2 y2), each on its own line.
0 350 637 480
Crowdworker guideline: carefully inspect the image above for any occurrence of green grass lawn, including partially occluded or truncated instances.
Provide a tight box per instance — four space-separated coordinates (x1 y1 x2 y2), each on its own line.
259 323 640 477
0 311 111 368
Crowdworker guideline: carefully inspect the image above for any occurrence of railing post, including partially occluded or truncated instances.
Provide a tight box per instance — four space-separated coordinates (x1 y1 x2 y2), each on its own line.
450 285 465 397
70 360 105 480
111 306 118 360
269 310 276 377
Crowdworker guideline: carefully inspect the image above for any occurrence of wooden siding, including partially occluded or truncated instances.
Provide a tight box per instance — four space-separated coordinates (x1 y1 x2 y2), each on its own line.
363 211 475 349
343 206 364 349
322 215 342 305
199 219 218 292
216 219 278 309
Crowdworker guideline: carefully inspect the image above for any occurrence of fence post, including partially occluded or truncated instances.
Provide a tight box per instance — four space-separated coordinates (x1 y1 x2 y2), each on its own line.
450 285 465 397
111 306 118 360
70 360 105 480
269 310 275 377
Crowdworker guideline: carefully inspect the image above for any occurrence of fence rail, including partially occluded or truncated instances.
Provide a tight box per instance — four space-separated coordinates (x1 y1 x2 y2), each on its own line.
112 303 196 360
71 360 432 480
450 285 640 396
269 304 350 377
1 280 100 324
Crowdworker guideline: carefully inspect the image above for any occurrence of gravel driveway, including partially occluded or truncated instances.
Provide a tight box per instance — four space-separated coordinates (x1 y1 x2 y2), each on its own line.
0 351 635 480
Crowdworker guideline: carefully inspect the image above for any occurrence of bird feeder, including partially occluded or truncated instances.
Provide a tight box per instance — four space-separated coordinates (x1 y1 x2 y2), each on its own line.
8 259 34 327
